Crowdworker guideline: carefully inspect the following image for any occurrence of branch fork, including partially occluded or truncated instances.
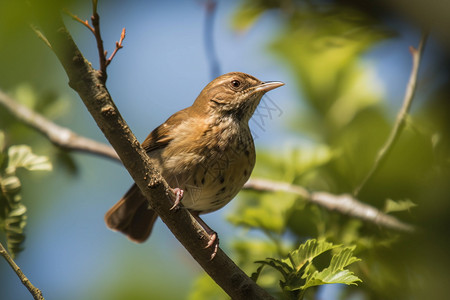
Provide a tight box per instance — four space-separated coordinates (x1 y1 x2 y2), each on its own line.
64 3 126 82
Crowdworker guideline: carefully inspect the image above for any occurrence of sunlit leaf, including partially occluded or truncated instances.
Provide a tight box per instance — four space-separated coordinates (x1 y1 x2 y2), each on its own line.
254 239 361 296
6 145 52 174
283 239 336 272
256 257 293 279
328 246 361 272
0 175 21 195
384 199 417 213
299 247 361 290
4 203 27 258
301 269 361 290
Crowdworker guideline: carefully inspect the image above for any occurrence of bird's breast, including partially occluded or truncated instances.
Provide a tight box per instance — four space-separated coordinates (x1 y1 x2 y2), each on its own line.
160 116 255 213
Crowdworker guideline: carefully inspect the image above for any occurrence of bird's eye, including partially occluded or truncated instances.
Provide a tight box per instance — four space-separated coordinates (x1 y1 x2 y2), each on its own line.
231 80 241 88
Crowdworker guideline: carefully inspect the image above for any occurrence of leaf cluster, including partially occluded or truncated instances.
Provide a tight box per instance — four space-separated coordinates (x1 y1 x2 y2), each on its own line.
0 131 52 257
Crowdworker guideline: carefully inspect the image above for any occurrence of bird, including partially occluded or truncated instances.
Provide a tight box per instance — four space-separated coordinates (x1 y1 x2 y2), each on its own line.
104 72 284 259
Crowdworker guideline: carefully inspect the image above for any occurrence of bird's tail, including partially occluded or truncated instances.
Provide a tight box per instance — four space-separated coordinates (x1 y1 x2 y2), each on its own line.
105 184 158 243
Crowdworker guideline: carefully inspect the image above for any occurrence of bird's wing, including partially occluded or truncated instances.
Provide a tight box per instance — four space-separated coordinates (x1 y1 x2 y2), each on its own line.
141 108 190 153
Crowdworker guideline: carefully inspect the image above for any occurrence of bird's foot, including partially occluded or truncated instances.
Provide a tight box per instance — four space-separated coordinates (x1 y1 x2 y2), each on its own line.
169 188 184 210
204 231 219 260
192 212 219 260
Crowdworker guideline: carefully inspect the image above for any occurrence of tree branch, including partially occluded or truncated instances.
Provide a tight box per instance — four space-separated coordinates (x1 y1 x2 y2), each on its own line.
0 88 414 233
32 5 273 300
354 31 429 196
0 242 44 300
0 90 120 162
243 179 414 233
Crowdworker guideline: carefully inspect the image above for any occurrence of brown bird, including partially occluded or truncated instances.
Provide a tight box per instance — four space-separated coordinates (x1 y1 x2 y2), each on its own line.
105 72 284 258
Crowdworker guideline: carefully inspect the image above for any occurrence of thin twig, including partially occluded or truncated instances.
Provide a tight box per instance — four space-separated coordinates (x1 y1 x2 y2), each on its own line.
354 31 429 196
63 9 95 34
243 179 414 232
0 89 414 232
105 28 126 67
0 90 120 162
64 1 125 82
0 242 44 300
90 11 108 80
30 25 52 49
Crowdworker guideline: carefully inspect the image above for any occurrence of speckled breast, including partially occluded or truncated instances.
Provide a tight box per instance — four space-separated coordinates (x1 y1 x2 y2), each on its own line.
167 126 255 214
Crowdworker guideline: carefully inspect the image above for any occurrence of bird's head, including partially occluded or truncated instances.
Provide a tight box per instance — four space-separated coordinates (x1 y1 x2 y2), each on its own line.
192 72 284 123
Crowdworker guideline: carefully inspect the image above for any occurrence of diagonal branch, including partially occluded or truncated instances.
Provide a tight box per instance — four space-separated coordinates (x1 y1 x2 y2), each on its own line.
0 242 44 300
353 31 429 196
0 89 414 233
0 90 119 162
31 5 273 300
243 179 414 232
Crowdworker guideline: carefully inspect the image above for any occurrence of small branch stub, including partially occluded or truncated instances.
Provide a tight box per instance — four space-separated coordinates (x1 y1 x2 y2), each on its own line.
105 28 126 67
353 31 428 196
64 2 126 82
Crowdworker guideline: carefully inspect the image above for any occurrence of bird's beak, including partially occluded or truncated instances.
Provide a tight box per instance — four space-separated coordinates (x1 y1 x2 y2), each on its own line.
255 81 285 93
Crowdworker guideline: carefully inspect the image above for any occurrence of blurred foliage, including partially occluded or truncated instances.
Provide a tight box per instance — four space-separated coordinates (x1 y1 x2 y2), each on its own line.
188 0 450 299
0 131 52 257
189 274 228 300
0 85 78 175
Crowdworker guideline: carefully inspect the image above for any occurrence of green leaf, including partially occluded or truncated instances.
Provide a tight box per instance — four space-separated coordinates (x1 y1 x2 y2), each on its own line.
254 239 362 296
384 199 417 213
9 203 27 218
4 203 27 258
328 247 361 272
301 269 361 290
284 239 336 272
289 246 361 291
256 258 293 280
0 175 22 195
6 145 52 174
251 263 266 282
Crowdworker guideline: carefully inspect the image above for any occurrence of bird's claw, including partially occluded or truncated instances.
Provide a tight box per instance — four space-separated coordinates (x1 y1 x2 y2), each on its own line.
170 188 184 210
204 232 219 260
191 212 219 260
